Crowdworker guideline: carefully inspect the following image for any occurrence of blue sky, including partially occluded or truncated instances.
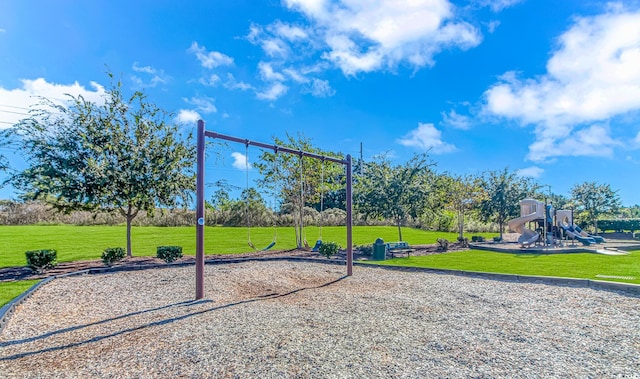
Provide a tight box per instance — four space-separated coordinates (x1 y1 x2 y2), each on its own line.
1 0 640 205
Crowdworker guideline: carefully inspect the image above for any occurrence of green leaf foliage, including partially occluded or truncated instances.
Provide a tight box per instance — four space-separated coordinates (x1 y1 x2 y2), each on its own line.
157 245 183 263
355 153 443 241
25 249 57 271
318 241 340 258
101 247 125 266
477 168 538 238
571 181 621 233
10 73 196 257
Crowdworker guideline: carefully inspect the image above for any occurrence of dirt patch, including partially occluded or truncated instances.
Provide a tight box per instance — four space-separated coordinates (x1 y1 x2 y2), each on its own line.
0 242 468 283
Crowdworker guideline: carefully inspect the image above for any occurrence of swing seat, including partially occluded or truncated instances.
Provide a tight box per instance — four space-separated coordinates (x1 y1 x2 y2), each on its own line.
303 239 310 249
311 240 322 252
261 241 276 251
248 241 257 250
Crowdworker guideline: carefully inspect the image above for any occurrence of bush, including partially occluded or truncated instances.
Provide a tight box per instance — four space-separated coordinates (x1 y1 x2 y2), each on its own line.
157 246 183 263
597 219 640 233
318 241 340 259
436 238 449 251
25 249 57 272
356 244 373 256
457 237 469 248
101 247 125 266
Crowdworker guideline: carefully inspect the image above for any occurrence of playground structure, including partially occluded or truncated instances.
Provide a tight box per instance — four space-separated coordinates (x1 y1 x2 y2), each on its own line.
507 199 549 247
508 199 607 248
556 210 606 245
195 120 354 300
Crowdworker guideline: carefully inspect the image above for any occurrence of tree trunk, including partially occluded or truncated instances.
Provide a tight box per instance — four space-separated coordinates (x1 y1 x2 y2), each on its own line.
126 215 133 257
499 222 504 239
121 204 139 258
458 208 464 241
397 219 403 241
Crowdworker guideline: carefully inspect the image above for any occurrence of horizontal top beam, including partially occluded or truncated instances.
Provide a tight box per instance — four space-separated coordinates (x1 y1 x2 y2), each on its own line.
205 130 348 165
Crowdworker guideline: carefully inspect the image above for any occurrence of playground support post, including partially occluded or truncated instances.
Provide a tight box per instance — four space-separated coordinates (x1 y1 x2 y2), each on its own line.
195 120 205 300
346 154 353 276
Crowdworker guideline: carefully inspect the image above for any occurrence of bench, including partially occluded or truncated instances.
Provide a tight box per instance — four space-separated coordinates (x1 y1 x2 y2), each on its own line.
385 242 415 258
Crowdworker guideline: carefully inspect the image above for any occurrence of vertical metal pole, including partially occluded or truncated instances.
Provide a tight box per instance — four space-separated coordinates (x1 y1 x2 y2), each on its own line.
195 120 205 300
346 154 353 276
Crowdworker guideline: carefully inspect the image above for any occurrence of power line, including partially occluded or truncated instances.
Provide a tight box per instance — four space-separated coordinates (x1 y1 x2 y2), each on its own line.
0 109 29 116
0 103 30 111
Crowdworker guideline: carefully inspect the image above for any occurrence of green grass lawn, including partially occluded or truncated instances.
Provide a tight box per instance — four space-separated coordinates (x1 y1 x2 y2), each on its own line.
0 225 495 268
375 249 640 284
0 280 40 307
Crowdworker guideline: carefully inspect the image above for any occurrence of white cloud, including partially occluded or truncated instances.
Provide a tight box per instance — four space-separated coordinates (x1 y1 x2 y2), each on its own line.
397 122 456 154
256 82 288 101
262 38 289 58
131 62 169 87
282 0 482 75
231 152 251 170
283 68 308 83
477 0 523 12
184 96 217 114
132 62 156 75
199 74 221 87
258 62 286 82
483 8 640 162
517 166 544 178
0 78 106 129
486 20 500 33
307 78 335 97
175 109 201 124
441 109 471 129
273 21 308 41
0 28 6 33
188 42 234 69
224 73 253 91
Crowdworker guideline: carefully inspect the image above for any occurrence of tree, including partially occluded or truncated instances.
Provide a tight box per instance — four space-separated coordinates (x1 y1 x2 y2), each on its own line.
11 75 195 257
206 179 238 225
477 168 538 239
443 174 485 241
253 133 343 248
355 153 438 241
546 192 571 211
571 181 621 233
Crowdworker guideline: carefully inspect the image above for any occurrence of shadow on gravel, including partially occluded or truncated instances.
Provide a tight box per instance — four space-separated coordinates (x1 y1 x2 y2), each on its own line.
0 276 347 361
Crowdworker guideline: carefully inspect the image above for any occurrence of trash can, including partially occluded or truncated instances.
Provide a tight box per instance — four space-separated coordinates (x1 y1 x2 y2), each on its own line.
373 238 386 260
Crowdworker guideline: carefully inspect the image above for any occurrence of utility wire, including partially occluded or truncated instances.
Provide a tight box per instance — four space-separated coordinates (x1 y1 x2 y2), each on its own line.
0 104 30 111
0 109 29 116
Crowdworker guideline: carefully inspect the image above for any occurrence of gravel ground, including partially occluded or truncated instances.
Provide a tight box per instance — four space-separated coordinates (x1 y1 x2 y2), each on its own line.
1 261 639 378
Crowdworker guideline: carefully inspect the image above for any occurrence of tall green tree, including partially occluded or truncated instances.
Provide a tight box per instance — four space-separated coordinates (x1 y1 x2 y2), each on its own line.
11 75 195 256
477 168 538 239
443 174 485 241
356 153 438 241
571 181 621 232
253 133 344 247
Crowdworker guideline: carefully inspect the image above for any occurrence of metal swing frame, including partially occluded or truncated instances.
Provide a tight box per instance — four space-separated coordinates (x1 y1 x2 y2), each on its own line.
195 120 353 300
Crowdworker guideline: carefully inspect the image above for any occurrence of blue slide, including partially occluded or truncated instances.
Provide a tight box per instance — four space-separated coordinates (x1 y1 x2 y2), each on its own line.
560 225 596 245
574 225 606 243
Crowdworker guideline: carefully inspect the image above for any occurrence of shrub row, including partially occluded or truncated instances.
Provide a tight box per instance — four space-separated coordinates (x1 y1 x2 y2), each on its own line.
597 219 640 232
24 245 185 272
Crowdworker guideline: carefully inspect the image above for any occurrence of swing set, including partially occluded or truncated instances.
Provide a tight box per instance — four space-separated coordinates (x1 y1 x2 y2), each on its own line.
195 120 353 300
244 142 277 252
